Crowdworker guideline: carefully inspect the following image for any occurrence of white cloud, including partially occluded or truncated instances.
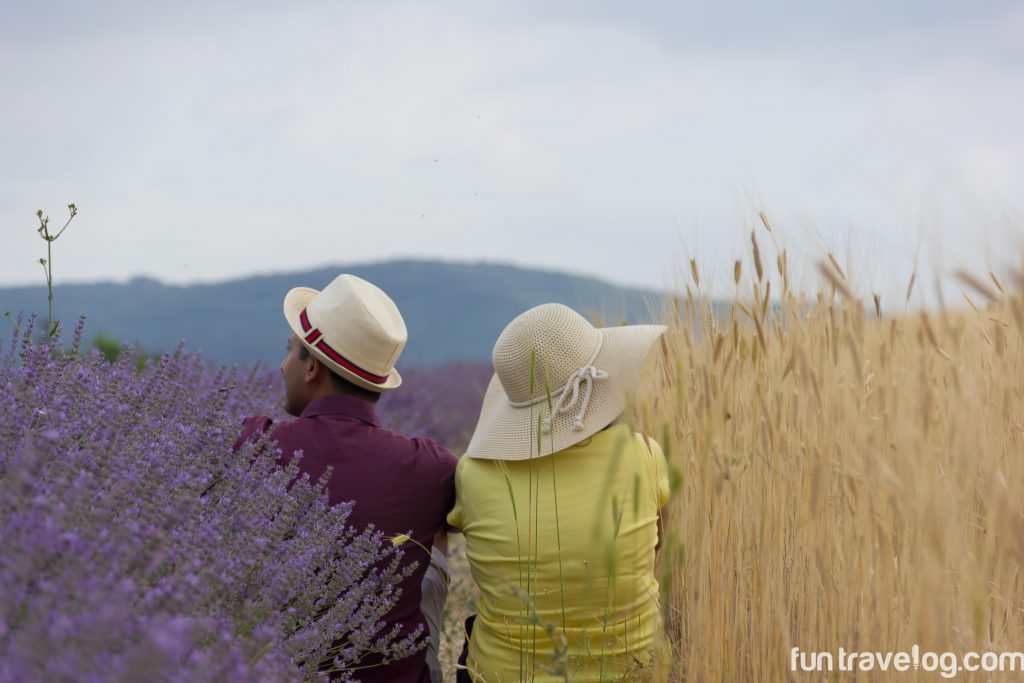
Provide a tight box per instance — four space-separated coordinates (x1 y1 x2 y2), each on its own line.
1 1 1021 302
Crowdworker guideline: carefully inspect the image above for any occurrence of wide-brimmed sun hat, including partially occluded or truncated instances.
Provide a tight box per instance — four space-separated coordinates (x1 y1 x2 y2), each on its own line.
465 303 667 460
283 274 407 392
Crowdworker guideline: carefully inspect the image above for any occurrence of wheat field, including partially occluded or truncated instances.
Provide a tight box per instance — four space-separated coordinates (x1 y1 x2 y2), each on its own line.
641 234 1024 681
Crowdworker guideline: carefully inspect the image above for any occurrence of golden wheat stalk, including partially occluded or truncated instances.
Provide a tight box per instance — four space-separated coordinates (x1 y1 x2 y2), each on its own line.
954 268 1000 303
817 259 857 302
751 231 764 283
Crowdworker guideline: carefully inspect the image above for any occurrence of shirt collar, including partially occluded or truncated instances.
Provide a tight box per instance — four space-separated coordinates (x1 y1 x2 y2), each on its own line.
299 394 382 427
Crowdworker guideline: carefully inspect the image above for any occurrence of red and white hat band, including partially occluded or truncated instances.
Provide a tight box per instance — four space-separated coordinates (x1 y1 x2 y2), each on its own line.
299 308 389 385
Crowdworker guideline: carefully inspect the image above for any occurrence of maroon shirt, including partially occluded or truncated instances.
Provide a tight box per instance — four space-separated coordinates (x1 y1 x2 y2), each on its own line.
234 394 458 683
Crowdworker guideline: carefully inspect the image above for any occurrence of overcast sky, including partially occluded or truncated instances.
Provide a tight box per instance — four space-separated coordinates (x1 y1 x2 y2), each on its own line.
2 0 1022 302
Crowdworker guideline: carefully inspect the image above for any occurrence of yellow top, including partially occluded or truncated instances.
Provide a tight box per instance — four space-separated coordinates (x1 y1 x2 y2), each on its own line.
448 424 670 682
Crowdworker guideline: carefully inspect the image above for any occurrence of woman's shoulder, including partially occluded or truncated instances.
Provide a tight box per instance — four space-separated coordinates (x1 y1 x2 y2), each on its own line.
453 452 508 479
599 428 669 476
588 423 663 452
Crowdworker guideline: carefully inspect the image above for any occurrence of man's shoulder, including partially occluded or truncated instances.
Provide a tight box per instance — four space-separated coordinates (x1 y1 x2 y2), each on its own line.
373 426 459 472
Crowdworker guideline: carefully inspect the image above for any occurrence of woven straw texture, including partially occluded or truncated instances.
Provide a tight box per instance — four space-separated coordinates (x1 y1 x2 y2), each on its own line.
466 303 666 460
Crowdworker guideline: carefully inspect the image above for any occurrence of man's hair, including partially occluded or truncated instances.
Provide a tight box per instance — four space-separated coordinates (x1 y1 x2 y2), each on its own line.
297 343 381 402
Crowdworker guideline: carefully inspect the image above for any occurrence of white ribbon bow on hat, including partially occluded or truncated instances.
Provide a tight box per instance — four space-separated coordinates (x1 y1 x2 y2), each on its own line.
542 362 609 434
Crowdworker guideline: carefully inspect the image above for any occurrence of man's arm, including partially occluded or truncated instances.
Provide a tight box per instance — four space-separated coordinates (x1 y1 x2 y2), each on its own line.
432 529 448 554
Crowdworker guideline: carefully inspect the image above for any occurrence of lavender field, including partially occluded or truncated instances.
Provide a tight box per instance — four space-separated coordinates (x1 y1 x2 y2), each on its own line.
0 313 490 682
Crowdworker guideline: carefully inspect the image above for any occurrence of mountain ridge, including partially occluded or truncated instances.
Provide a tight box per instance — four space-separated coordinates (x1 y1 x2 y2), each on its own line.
0 259 669 367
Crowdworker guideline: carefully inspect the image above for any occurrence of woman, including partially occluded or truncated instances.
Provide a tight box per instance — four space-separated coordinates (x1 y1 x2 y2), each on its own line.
448 303 670 682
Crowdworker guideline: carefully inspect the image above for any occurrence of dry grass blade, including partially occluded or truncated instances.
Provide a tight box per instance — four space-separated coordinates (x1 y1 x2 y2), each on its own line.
905 271 917 307
873 293 881 320
989 271 1005 295
827 252 847 281
781 349 797 381
751 231 764 282
734 259 742 286
753 311 768 356
955 268 1000 303
919 311 945 359
844 331 864 384
817 260 857 302
689 258 700 289
920 310 937 347
711 331 726 363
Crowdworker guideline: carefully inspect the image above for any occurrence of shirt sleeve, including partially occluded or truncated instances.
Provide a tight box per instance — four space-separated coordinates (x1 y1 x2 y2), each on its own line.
446 456 466 531
411 437 460 532
436 445 459 532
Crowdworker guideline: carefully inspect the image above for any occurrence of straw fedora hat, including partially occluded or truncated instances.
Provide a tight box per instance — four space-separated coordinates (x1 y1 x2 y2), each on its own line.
465 303 667 460
282 274 406 392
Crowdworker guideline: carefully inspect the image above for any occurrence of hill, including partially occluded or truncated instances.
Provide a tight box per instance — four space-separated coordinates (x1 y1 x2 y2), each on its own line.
0 260 668 367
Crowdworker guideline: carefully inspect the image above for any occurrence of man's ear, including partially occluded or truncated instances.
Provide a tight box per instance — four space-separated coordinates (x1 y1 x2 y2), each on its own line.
303 352 321 382
305 354 332 385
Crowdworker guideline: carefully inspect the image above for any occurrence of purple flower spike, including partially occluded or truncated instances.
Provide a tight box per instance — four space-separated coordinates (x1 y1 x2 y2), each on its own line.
0 320 422 682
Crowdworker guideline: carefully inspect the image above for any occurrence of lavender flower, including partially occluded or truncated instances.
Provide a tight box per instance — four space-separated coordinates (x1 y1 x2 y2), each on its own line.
0 317 422 682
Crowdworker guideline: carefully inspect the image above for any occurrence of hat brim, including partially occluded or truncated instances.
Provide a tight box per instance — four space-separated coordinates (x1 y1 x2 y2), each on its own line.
283 287 402 392
464 323 667 460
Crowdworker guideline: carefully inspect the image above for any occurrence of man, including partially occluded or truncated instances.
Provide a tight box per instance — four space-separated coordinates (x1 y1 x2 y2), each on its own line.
234 274 457 682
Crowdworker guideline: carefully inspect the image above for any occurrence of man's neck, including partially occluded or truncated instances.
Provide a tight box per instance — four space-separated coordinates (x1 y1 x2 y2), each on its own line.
309 384 380 406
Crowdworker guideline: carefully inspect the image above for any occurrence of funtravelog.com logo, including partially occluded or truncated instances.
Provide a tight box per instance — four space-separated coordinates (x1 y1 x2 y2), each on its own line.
791 646 1024 679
